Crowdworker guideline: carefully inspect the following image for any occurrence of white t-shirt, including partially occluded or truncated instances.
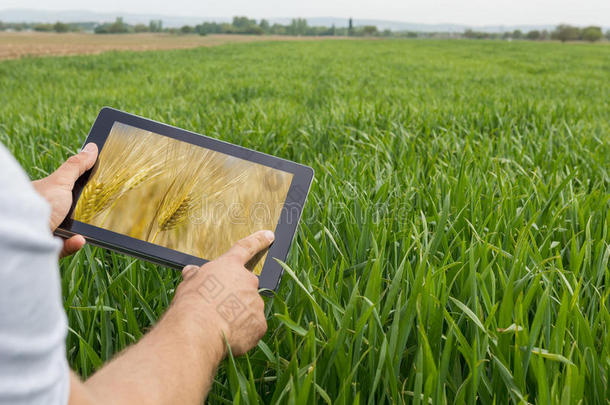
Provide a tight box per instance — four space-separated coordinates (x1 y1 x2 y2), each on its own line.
0 144 70 405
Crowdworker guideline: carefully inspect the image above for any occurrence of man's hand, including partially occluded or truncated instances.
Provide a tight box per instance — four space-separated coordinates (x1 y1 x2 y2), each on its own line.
172 229 273 356
32 143 98 257
76 230 274 405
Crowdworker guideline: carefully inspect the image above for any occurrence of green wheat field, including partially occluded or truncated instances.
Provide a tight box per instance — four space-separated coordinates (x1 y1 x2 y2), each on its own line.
0 39 609 404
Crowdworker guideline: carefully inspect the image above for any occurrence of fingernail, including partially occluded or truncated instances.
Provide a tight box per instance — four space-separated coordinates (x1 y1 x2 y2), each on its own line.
263 230 275 243
83 143 96 153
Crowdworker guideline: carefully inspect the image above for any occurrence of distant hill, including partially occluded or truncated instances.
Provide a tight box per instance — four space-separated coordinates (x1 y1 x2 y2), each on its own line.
0 8 580 33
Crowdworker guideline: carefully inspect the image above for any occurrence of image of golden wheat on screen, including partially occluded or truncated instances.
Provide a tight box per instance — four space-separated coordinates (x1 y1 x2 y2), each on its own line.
72 122 293 275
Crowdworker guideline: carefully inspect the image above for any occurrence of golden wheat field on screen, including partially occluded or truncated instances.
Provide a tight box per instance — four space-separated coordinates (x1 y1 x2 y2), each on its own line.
73 122 293 274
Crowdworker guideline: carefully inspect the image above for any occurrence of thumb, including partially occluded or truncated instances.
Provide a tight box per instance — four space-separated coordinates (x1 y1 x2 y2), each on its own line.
59 235 86 258
50 143 98 188
182 265 201 280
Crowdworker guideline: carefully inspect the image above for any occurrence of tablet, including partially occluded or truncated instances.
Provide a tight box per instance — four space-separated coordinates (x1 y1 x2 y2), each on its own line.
56 107 314 292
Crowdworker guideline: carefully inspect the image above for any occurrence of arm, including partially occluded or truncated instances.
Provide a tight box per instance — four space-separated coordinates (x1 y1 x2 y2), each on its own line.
0 144 73 405
70 231 272 405
35 145 270 404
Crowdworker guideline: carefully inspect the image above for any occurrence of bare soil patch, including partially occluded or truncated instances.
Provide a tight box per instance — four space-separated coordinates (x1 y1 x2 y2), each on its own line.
0 32 329 60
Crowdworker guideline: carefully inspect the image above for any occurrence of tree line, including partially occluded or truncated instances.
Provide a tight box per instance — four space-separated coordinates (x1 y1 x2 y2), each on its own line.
0 18 607 42
464 24 605 42
91 17 385 37
0 21 96 33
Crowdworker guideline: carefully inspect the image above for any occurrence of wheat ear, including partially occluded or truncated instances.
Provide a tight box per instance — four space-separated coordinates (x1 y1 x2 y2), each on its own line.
74 180 123 223
158 194 194 232
98 165 162 226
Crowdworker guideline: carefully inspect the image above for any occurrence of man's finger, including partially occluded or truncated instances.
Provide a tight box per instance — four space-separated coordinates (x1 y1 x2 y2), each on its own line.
220 230 275 265
182 265 200 280
50 143 98 188
59 235 86 258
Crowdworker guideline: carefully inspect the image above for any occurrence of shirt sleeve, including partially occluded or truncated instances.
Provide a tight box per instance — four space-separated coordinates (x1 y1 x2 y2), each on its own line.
0 144 70 405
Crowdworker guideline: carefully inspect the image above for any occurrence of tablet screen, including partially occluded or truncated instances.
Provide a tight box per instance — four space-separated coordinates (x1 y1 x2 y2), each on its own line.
72 122 294 275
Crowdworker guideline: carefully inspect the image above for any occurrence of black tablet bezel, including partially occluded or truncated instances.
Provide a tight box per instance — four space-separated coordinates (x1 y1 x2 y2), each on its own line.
57 107 314 292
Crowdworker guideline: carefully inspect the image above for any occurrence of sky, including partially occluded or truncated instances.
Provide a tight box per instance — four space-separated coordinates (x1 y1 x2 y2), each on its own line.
1 0 609 26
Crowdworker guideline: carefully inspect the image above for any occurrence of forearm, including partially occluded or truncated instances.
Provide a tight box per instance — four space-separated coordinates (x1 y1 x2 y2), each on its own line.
78 302 225 405
68 230 271 405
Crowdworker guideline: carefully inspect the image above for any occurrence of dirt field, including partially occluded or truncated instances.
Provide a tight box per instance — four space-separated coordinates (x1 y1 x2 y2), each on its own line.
0 32 326 60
